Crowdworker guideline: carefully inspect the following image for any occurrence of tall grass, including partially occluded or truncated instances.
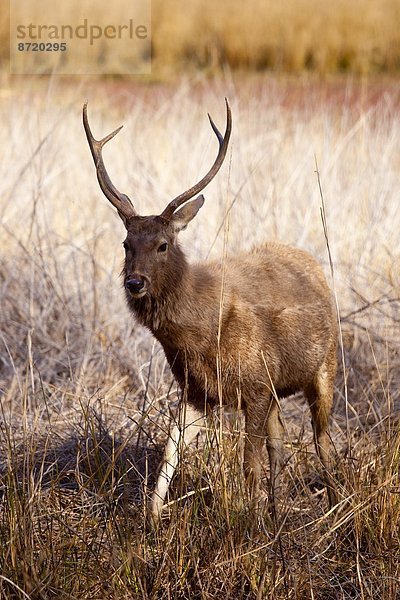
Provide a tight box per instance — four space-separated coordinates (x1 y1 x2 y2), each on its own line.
0 76 399 598
2 0 400 74
152 0 400 74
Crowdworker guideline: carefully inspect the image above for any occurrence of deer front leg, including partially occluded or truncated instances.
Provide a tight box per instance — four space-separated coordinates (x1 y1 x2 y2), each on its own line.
151 403 205 523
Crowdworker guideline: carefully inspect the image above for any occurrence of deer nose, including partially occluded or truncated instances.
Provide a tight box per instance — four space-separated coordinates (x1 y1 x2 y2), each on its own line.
125 278 145 294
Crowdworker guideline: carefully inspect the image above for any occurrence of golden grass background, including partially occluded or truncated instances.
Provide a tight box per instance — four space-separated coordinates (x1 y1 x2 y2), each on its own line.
0 2 400 597
0 74 399 598
151 0 400 74
1 0 400 74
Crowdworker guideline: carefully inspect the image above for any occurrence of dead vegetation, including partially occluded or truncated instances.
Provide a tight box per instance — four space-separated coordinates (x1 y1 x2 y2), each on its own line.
0 77 399 598
2 0 400 75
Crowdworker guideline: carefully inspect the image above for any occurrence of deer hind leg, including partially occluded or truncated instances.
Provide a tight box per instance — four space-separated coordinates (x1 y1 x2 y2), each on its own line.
244 397 284 504
305 358 338 509
151 403 205 523
265 399 284 503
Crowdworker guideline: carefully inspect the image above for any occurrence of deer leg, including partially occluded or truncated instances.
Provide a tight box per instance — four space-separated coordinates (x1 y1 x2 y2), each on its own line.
265 399 284 504
243 402 270 501
244 396 284 505
305 359 338 509
151 403 205 522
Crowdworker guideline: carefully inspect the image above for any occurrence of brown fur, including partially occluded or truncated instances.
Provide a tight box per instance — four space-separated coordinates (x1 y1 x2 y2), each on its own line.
123 216 338 508
84 102 338 512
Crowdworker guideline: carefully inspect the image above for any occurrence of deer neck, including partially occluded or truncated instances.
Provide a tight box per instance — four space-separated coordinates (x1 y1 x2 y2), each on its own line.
127 249 211 346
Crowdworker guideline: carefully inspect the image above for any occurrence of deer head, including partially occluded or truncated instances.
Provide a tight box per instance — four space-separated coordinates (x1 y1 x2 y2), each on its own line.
83 101 232 299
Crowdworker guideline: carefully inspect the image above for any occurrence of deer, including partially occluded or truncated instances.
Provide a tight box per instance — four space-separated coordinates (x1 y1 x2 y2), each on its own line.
83 100 338 523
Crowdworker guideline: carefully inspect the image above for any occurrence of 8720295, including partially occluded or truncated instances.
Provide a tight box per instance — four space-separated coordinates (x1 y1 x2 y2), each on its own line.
17 42 67 52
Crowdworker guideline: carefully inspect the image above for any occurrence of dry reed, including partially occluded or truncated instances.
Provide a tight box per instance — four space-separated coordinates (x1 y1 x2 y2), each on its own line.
1 0 400 74
0 75 399 598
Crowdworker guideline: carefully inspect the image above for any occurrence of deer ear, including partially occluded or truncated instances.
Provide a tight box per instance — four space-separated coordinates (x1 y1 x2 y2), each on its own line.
117 210 129 228
170 194 205 232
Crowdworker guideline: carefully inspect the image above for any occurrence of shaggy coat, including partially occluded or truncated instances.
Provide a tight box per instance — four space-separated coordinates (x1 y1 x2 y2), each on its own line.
83 100 338 521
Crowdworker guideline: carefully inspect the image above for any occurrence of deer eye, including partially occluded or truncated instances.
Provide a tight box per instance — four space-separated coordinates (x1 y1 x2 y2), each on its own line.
158 242 168 253
123 241 129 251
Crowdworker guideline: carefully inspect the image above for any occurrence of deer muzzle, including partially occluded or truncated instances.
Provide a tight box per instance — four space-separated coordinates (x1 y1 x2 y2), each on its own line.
125 276 148 298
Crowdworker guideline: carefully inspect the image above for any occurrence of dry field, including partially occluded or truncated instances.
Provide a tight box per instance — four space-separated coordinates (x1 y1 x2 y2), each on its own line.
0 75 399 598
2 0 400 74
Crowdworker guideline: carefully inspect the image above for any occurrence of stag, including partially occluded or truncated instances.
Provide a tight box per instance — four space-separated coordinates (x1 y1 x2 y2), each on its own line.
83 100 338 522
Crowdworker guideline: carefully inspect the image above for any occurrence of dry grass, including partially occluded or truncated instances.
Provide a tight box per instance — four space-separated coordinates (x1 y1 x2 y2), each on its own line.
0 75 399 598
2 0 400 74
151 0 400 74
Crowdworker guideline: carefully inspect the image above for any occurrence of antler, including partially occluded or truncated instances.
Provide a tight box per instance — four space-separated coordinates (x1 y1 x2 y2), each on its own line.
83 103 137 221
160 98 232 221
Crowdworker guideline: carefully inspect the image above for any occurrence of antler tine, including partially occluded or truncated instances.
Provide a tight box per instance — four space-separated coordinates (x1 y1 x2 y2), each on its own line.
160 98 232 221
83 103 137 220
